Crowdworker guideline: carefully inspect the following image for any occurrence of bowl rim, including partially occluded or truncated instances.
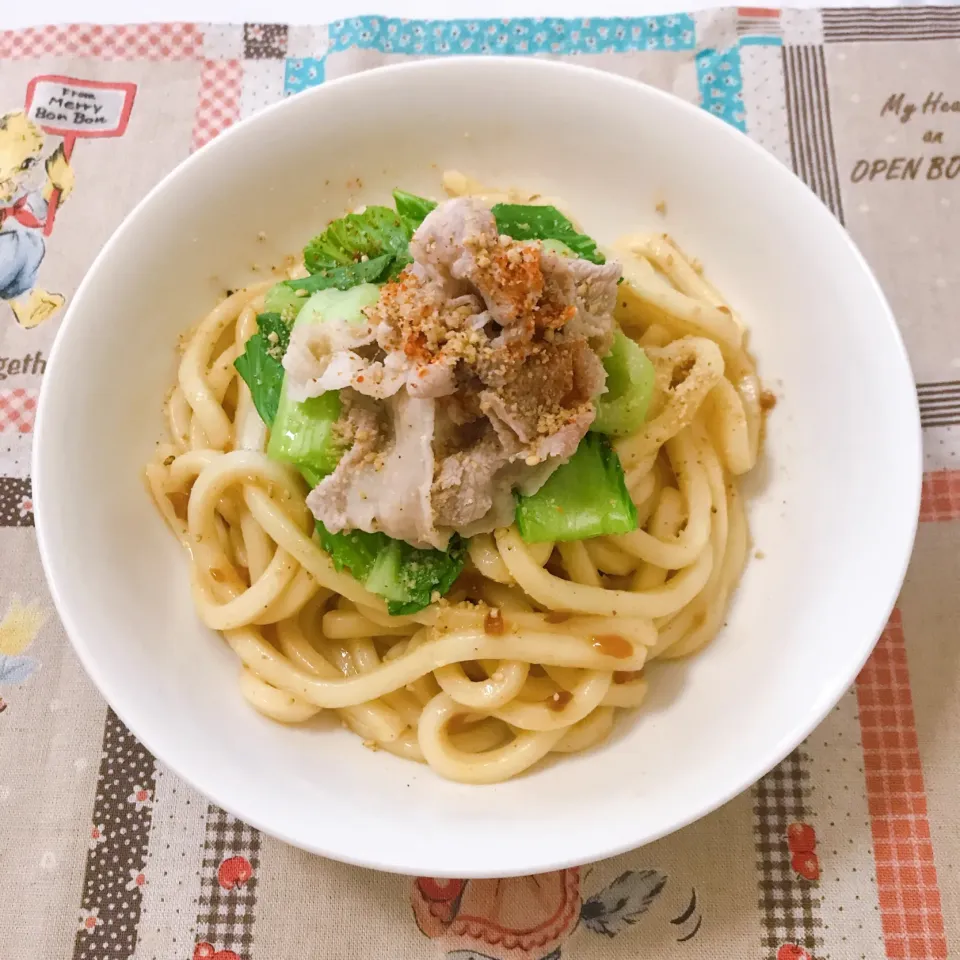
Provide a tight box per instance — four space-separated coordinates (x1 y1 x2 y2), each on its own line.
33 55 922 877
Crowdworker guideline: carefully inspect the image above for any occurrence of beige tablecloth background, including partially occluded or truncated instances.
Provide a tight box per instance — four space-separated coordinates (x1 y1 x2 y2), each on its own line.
1 10 959 960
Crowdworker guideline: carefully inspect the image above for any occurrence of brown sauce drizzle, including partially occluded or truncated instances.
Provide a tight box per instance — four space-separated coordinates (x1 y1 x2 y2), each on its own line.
591 634 633 659
544 611 572 624
167 492 189 521
614 669 644 684
484 609 506 635
547 690 573 711
760 390 777 412
462 661 487 682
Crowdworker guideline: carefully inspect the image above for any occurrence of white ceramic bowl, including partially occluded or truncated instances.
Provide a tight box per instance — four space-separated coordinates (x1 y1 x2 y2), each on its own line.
34 58 921 878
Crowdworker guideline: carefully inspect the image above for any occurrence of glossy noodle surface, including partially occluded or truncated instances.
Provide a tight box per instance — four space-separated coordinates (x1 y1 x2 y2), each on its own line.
146 177 763 784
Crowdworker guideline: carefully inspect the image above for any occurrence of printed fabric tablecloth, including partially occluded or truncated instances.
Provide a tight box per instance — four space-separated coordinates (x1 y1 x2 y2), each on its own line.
2 9 960 960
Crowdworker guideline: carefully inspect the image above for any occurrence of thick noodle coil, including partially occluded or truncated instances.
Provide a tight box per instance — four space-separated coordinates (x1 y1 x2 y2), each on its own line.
146 184 763 784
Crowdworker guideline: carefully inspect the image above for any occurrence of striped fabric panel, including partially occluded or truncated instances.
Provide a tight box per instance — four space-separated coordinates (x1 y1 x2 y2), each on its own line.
738 20 782 38
737 7 782 37
823 7 960 43
782 45 845 223
753 749 823 957
856 611 948 958
917 381 960 430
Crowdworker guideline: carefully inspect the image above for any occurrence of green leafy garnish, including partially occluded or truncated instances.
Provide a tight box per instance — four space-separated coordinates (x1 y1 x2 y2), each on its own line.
515 434 637 542
316 523 387 581
303 206 412 273
591 331 655 437
251 193 618 609
318 523 466 615
393 189 437 230
268 285 381 482
246 275 464 615
492 204 606 264
263 282 307 321
269 391 345 482
386 536 466 615
233 312 290 427
285 254 396 294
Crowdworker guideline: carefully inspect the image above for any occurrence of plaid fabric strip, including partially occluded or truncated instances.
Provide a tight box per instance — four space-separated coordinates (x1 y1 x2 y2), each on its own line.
0 22 202 60
753 748 823 957
0 388 38 434
920 470 960 522
192 59 244 151
194 806 261 959
856 611 948 959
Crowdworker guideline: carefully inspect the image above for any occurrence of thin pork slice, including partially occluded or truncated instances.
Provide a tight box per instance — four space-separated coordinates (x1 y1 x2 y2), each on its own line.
307 395 446 550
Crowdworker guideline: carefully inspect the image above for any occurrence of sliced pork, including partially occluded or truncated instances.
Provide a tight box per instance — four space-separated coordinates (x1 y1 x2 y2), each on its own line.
307 394 443 549
301 197 622 548
542 251 621 352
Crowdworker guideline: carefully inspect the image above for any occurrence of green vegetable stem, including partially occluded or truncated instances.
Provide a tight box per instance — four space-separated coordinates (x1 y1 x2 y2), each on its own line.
591 331 655 438
515 434 638 543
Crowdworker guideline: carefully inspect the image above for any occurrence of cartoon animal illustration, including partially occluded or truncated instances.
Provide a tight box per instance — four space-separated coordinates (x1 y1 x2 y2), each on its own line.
411 867 669 959
0 110 74 329
0 594 46 709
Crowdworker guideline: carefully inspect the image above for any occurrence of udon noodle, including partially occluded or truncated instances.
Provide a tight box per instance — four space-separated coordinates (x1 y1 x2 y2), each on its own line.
146 177 763 784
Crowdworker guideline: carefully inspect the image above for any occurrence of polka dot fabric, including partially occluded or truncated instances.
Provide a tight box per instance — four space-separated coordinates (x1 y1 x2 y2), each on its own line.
0 477 33 527
72 710 156 958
